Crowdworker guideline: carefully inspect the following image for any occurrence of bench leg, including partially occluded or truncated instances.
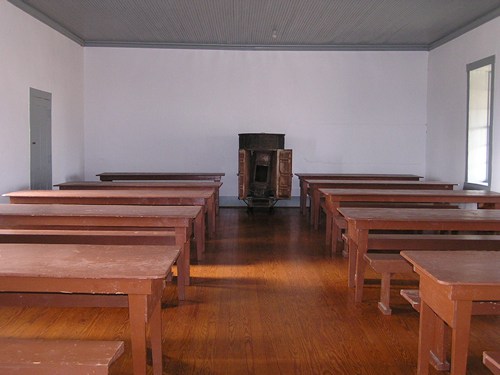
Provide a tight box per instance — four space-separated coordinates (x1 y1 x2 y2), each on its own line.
378 272 392 315
347 239 356 288
332 221 343 256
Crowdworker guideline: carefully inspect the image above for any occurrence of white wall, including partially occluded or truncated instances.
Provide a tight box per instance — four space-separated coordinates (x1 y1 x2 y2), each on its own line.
84 48 428 198
427 17 500 190
0 1 84 202
4 1 500 202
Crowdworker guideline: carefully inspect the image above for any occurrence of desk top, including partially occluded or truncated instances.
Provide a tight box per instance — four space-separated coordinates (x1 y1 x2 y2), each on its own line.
56 181 222 189
307 180 455 188
401 251 500 286
295 173 422 180
0 203 201 216
5 189 214 199
0 204 202 226
97 172 225 181
321 188 500 202
338 207 500 230
0 243 179 280
307 179 450 184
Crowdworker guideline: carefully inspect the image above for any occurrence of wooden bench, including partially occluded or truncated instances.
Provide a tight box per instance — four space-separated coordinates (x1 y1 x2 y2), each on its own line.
400 289 500 315
0 338 124 374
400 289 500 372
357 234 500 314
483 351 500 375
363 253 414 315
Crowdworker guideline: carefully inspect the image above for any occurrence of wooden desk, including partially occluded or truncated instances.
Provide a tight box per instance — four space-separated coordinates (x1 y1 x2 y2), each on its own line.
401 251 500 375
308 180 455 229
295 173 422 215
5 188 213 252
327 189 500 254
97 172 225 182
338 207 500 303
56 180 223 214
0 243 180 375
0 203 201 300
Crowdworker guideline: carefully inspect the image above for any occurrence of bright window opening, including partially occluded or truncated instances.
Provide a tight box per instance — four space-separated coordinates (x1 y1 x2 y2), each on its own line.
465 56 495 189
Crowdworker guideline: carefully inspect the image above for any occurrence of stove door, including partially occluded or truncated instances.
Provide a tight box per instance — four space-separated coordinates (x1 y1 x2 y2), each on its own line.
238 149 250 199
275 149 293 199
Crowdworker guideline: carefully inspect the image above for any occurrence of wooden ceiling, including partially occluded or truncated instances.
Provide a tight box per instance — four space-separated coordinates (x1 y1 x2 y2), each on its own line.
9 0 500 50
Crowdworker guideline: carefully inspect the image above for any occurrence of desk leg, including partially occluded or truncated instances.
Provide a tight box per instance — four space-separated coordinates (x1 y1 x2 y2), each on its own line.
417 300 435 375
150 298 163 375
175 227 190 300
300 181 306 215
195 212 205 259
347 236 356 288
175 242 187 301
183 241 190 286
450 301 473 375
331 220 341 256
128 294 148 375
328 202 342 255
312 189 320 230
325 209 332 246
354 229 368 303
346 222 358 288
332 218 345 256
207 196 216 238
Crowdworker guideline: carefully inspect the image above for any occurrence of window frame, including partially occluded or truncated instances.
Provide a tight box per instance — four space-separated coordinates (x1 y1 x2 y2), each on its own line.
464 55 495 191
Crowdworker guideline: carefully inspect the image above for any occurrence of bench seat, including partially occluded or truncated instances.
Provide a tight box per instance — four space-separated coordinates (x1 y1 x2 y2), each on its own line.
483 351 500 375
363 253 414 315
400 289 500 315
0 338 124 374
363 237 500 315
400 290 500 372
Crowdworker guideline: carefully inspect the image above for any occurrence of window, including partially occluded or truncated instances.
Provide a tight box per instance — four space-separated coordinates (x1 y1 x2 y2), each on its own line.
465 56 495 190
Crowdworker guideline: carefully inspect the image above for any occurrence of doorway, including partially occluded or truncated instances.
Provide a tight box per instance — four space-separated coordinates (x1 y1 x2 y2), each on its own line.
30 88 52 189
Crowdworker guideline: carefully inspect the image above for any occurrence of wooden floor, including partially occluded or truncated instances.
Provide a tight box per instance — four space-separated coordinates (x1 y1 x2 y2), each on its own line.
0 207 498 374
